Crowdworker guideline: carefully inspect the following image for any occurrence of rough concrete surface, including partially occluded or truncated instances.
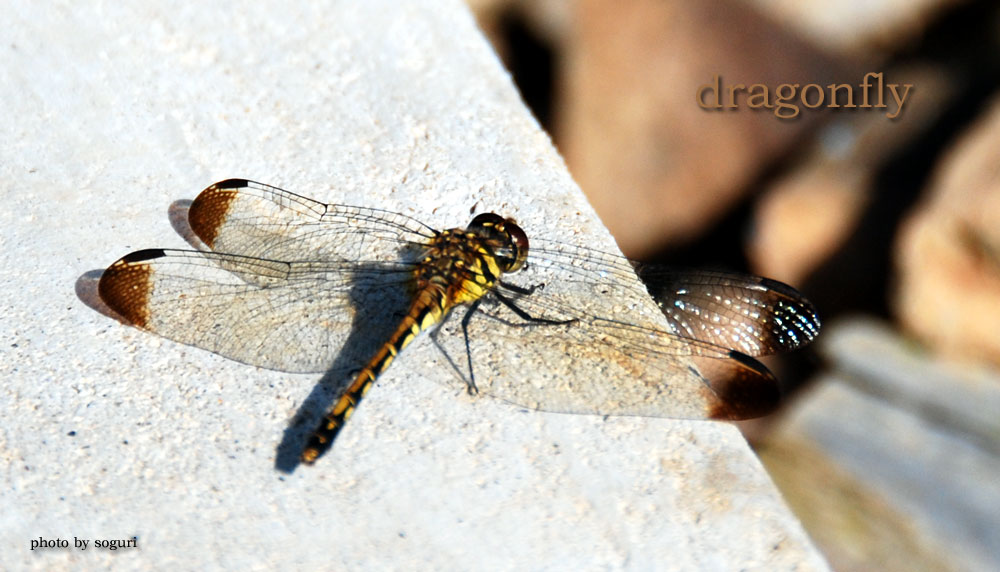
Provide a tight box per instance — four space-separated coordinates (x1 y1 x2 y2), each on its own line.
1 1 827 569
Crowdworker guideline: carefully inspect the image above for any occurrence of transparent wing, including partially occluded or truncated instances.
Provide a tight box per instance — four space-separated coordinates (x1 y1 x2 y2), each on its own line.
98 248 412 373
429 240 817 420
98 179 441 372
188 179 436 263
635 266 821 356
521 240 819 357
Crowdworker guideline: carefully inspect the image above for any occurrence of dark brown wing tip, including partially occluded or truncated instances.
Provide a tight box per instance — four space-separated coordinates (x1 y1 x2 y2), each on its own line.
706 351 781 420
98 250 162 328
188 180 245 248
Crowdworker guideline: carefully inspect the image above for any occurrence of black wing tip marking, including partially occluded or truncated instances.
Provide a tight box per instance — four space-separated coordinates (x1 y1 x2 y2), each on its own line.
706 350 781 420
119 248 168 263
759 277 819 315
213 178 251 190
758 276 802 297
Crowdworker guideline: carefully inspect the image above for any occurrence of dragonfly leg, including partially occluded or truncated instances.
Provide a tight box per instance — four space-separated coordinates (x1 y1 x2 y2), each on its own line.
460 299 483 396
493 290 576 326
429 308 478 395
499 280 540 295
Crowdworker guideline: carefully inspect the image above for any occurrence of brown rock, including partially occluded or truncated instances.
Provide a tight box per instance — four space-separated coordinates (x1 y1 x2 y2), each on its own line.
559 0 839 256
749 66 952 286
895 96 1000 364
748 164 869 285
744 0 967 58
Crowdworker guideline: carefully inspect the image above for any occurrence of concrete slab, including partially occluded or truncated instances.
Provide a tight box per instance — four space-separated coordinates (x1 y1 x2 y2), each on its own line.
1 1 827 569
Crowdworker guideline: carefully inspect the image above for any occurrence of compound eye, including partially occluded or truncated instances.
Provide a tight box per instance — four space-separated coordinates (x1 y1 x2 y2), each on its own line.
467 213 530 273
504 220 529 272
468 212 506 230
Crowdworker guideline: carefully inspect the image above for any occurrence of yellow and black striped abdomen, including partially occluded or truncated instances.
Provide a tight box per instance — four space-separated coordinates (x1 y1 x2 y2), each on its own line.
300 287 448 463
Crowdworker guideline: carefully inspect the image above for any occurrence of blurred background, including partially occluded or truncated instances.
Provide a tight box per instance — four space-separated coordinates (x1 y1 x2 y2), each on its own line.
468 0 1000 570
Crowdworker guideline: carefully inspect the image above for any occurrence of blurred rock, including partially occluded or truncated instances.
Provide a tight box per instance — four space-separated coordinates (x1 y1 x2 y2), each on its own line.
760 318 1000 572
468 0 571 62
748 162 869 285
559 0 839 257
749 66 952 285
895 94 1000 365
743 0 966 59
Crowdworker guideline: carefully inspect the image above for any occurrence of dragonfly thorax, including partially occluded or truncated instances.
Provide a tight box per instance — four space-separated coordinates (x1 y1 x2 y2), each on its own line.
414 213 528 307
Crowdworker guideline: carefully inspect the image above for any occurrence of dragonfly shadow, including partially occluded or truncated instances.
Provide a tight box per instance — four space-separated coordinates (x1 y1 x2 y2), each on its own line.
79 260 409 473
168 200 210 250
274 261 414 474
169 196 417 463
75 269 125 322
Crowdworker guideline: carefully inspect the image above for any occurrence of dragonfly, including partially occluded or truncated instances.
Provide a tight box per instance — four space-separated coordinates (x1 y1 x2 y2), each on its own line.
98 179 820 464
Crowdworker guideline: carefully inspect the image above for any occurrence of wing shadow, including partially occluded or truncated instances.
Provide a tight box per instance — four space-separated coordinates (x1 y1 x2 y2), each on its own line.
75 269 123 321
168 199 208 250
273 260 412 473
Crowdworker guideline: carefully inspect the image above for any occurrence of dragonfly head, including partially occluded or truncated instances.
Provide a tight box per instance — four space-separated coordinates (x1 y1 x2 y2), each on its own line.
468 213 529 273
